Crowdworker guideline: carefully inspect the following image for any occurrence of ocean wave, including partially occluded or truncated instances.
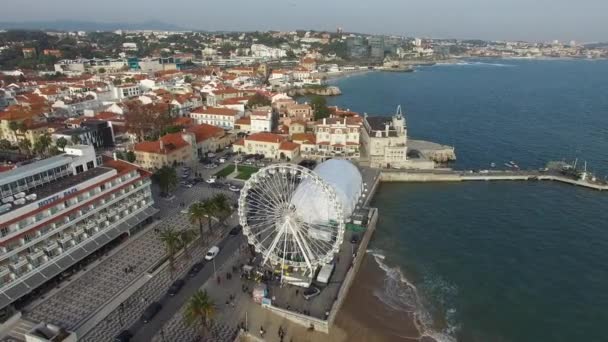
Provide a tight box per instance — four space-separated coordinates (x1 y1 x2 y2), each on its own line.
367 250 457 342
437 61 514 67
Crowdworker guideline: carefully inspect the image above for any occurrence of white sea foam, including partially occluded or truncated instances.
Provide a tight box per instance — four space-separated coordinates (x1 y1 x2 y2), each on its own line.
437 61 514 67
367 250 457 342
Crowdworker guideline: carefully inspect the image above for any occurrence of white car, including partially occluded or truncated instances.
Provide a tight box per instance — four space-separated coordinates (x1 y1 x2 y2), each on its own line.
228 185 240 192
205 246 220 260
206 177 217 184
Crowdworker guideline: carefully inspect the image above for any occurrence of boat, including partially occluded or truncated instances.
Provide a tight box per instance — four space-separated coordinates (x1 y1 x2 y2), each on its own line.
490 162 496 168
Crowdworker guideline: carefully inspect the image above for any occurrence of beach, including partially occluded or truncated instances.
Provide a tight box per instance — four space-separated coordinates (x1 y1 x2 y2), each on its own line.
333 255 432 342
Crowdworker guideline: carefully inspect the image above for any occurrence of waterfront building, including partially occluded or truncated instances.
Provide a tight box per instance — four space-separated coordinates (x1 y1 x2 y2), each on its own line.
346 36 369 59
361 106 408 168
0 146 156 309
368 36 385 60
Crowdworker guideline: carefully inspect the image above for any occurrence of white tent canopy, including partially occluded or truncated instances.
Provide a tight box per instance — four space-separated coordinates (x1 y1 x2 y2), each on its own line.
291 159 363 223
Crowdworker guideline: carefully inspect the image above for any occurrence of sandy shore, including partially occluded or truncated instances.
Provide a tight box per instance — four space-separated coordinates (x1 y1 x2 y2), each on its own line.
332 254 430 342
240 254 432 342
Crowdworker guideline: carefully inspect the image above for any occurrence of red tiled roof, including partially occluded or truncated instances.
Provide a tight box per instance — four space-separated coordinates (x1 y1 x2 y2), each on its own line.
291 133 316 144
187 124 224 143
191 106 239 116
134 132 190 154
279 141 299 151
236 117 251 125
174 117 194 126
246 132 285 144
233 138 245 146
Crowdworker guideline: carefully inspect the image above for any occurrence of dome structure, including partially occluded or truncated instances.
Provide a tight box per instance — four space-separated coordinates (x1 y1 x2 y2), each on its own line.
290 159 363 223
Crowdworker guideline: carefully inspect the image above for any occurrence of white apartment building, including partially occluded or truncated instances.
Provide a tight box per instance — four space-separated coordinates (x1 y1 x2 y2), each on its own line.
190 106 240 130
250 44 287 59
111 83 142 100
0 146 156 309
313 117 362 160
250 107 273 133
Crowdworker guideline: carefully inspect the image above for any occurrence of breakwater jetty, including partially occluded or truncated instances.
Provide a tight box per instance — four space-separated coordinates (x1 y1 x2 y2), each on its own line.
380 169 608 191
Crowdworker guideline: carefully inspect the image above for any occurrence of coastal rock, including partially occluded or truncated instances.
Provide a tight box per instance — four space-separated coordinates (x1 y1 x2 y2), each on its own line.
287 86 342 97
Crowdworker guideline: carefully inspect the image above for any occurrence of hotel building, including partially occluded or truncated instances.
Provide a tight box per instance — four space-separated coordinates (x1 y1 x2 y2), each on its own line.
0 145 157 309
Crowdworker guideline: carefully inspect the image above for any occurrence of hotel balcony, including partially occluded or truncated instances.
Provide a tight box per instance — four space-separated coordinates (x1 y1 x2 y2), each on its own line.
58 235 73 247
27 249 46 262
10 257 29 272
43 242 59 254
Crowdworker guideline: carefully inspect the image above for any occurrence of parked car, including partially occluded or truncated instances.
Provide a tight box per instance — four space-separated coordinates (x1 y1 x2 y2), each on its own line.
141 302 162 323
205 246 220 260
167 279 185 296
303 286 321 300
228 185 241 192
114 330 133 342
188 262 203 277
219 157 227 163
350 234 360 244
229 225 242 236
206 176 217 184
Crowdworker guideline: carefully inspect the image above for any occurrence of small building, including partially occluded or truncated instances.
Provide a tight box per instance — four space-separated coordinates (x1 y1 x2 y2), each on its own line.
233 132 300 161
133 132 195 170
250 107 273 133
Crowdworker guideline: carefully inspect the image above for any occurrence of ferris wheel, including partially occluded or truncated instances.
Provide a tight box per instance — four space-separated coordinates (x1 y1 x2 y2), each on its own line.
238 163 345 276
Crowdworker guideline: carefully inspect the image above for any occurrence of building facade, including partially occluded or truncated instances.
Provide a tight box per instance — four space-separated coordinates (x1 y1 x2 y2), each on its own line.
190 106 240 130
0 146 156 309
361 107 408 168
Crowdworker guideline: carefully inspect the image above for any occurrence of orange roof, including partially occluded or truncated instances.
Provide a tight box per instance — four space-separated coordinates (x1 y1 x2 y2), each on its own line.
134 132 190 154
246 132 285 144
292 133 316 144
174 117 194 126
191 106 239 116
236 117 251 125
219 96 251 105
233 138 245 146
187 124 224 143
279 141 299 151
95 111 123 121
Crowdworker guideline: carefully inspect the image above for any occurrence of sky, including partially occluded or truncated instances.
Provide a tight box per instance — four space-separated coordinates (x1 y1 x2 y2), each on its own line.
1 0 607 42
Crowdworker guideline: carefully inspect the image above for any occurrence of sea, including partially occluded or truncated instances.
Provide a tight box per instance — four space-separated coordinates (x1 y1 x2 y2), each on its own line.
327 59 608 342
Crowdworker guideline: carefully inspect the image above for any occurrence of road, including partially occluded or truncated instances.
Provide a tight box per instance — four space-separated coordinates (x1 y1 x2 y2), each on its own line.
129 233 246 342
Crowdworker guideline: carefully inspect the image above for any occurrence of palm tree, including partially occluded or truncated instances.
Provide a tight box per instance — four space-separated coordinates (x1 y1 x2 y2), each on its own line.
210 193 231 220
17 139 31 156
179 229 197 260
154 166 178 196
159 228 182 279
188 202 207 243
38 134 52 155
184 290 216 338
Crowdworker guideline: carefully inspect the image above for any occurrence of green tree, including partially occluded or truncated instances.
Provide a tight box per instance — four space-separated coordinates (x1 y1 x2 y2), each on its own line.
71 135 81 145
159 227 182 279
55 137 68 151
210 193 231 221
37 134 52 156
125 151 136 163
246 93 271 109
184 290 216 338
17 139 31 155
98 67 106 74
8 121 19 135
286 50 297 59
154 166 178 195
0 139 12 150
184 75 192 84
311 95 331 120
